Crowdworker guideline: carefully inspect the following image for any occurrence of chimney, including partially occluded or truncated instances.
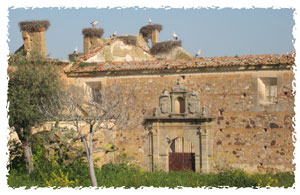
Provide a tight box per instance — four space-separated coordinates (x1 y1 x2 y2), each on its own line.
139 24 163 47
19 20 50 58
82 28 104 54
151 29 160 45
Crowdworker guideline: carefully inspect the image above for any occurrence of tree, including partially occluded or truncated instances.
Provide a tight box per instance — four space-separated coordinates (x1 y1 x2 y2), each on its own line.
40 82 138 187
8 54 62 174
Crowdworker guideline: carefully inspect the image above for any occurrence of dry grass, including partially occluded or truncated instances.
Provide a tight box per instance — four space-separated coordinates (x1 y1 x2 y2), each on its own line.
139 24 163 41
117 35 137 46
19 20 50 32
82 28 104 38
150 41 182 55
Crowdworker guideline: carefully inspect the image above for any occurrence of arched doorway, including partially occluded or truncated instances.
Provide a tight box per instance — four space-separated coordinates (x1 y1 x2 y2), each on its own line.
169 137 195 171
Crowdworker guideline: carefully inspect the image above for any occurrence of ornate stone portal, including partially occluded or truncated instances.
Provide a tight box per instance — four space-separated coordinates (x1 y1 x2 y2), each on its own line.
145 77 215 173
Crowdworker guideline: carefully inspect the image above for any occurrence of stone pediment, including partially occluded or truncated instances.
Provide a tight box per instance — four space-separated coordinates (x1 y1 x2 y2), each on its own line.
153 77 205 118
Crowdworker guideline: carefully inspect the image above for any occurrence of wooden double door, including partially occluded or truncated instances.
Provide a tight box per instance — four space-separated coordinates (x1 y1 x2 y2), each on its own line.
169 152 195 171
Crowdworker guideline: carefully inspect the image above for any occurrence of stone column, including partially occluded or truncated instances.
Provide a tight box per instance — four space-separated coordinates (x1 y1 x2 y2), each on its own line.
152 123 160 171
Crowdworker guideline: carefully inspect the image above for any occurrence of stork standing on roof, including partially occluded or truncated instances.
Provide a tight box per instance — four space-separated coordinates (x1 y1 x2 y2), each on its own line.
148 18 152 25
172 32 178 40
195 49 201 58
74 46 78 54
90 21 99 28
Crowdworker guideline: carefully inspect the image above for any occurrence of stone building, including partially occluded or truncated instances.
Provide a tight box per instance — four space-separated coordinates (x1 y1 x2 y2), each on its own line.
12 20 296 174
65 53 295 174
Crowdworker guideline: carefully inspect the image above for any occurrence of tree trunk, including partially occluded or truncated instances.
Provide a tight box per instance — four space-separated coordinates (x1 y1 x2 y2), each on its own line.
88 153 98 187
88 131 98 187
22 140 34 174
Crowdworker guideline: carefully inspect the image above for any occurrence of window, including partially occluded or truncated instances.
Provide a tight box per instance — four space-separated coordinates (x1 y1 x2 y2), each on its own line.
258 77 277 105
86 82 102 103
174 97 185 113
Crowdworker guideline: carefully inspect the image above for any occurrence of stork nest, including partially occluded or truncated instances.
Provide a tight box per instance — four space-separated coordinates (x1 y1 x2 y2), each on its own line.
150 40 182 55
139 24 163 41
117 35 137 46
68 53 84 61
82 28 104 38
19 20 50 32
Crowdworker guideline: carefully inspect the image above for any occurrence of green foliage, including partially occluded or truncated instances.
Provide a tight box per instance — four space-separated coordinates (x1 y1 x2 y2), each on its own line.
8 53 63 142
7 131 92 188
45 169 79 188
96 164 294 189
216 169 257 187
78 61 90 68
8 160 295 188
252 172 294 188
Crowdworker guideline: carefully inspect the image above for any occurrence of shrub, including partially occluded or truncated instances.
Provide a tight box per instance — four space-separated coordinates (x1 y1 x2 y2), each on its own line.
216 169 257 188
19 20 50 32
252 172 294 188
82 28 104 38
8 160 295 188
150 41 182 55
7 130 91 188
45 169 79 188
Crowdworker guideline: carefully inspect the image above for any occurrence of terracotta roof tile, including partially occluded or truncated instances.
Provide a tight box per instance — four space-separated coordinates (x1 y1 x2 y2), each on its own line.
67 52 295 75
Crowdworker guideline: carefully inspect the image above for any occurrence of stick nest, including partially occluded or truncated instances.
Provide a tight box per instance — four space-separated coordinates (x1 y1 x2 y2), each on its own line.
150 41 182 55
139 24 163 41
82 28 104 38
117 35 137 46
19 20 50 32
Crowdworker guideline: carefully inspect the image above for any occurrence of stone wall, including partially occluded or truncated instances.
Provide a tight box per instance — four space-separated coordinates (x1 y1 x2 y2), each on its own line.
74 69 294 173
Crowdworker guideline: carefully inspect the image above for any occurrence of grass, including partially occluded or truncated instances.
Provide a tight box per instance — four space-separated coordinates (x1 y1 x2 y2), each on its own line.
7 163 295 188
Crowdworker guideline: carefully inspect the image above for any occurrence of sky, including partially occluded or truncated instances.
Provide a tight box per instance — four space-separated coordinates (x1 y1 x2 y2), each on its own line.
8 8 295 60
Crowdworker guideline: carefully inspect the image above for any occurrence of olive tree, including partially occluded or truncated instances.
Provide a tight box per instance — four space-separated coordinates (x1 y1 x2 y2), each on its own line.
8 54 62 174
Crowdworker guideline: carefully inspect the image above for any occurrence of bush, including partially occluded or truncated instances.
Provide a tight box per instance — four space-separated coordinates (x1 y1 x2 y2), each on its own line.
216 169 257 188
7 131 92 188
8 161 295 188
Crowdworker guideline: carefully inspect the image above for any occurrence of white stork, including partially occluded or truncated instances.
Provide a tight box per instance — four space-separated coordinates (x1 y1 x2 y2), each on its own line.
195 49 201 58
90 21 99 28
172 32 178 40
148 18 152 25
74 46 78 54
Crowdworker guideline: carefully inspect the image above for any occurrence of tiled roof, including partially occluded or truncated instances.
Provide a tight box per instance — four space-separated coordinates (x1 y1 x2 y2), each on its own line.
66 53 295 76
